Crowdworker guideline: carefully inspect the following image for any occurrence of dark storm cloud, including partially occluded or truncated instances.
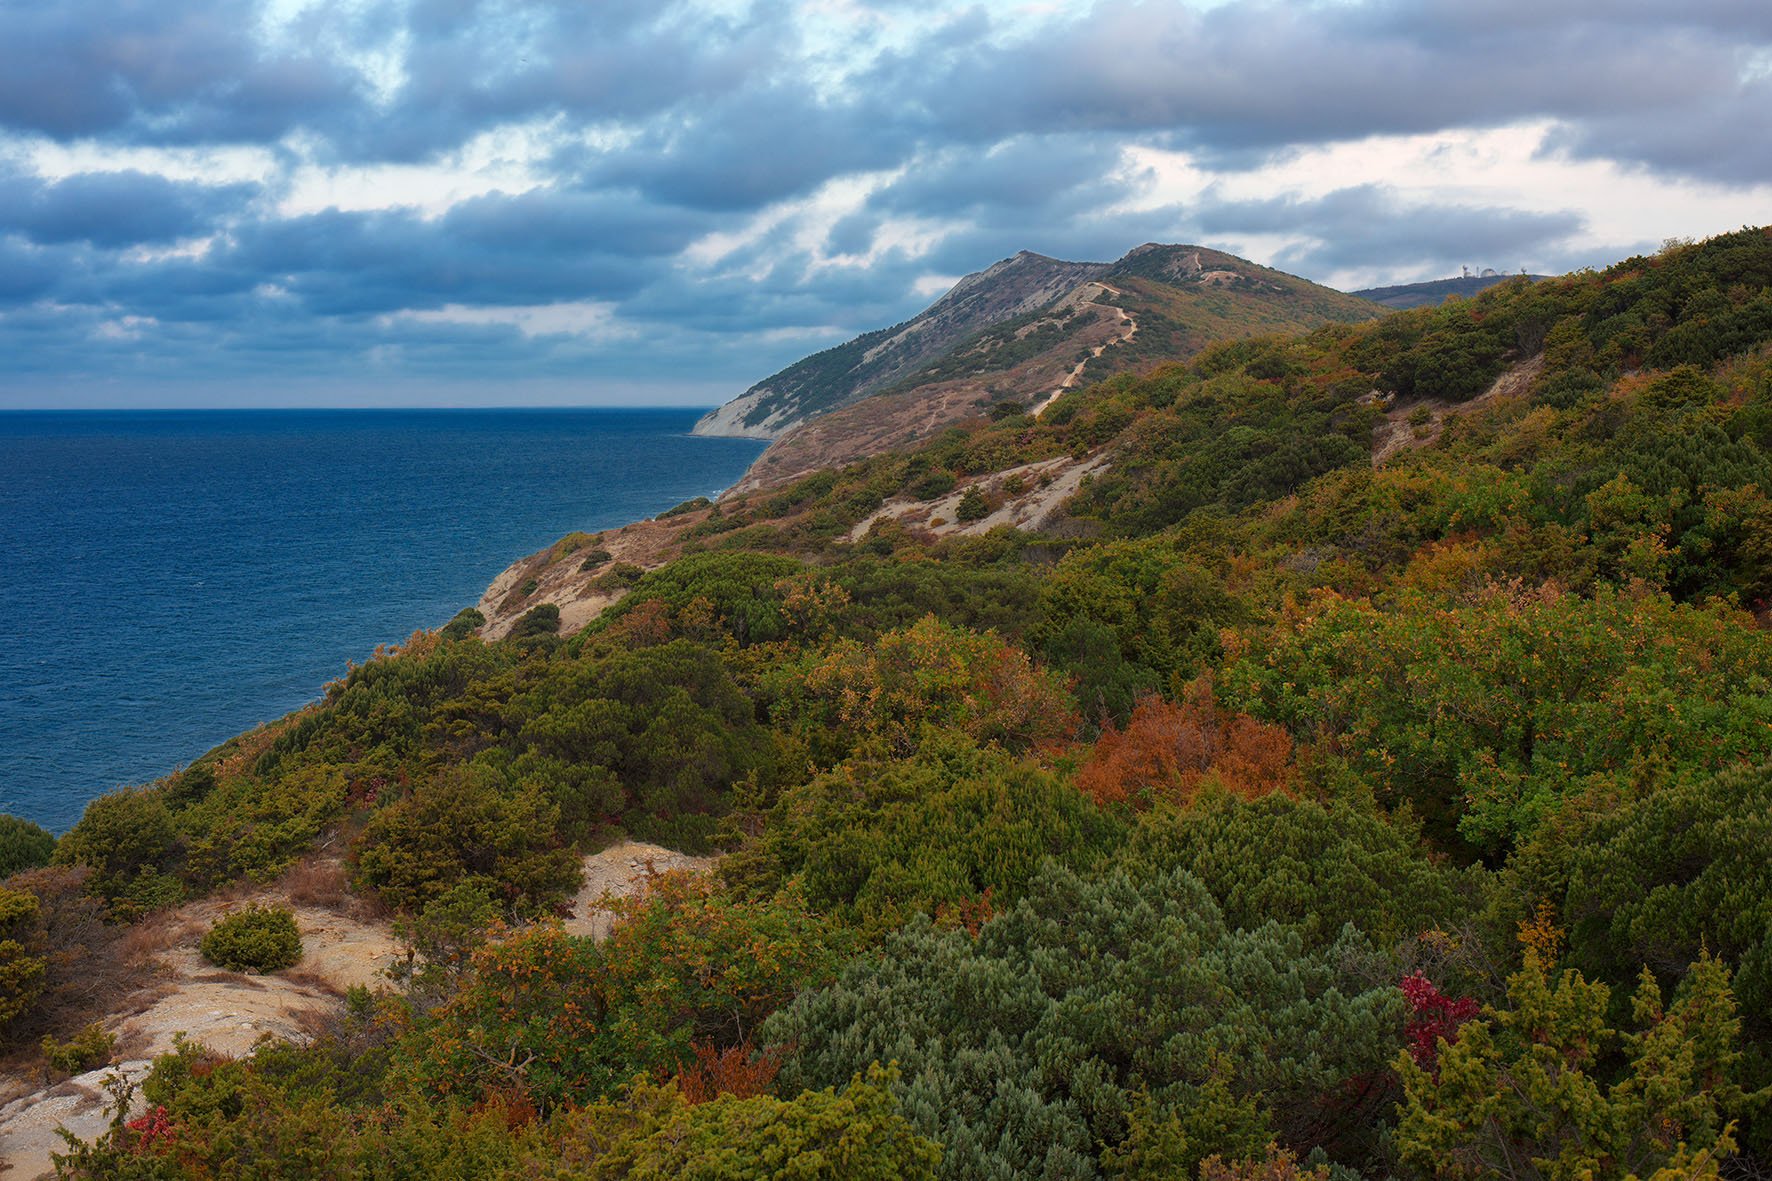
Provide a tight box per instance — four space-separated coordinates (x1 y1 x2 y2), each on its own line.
217 206 658 316
0 168 257 247
0 0 366 143
442 188 723 258
587 86 917 212
898 0 1772 184
342 0 789 162
1 0 1768 402
874 136 1135 218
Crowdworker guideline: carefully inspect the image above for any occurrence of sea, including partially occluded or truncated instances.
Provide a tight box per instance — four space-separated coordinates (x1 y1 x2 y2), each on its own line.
0 408 767 833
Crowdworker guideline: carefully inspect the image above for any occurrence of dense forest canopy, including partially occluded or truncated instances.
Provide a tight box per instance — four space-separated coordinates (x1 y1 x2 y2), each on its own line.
7 227 1772 1179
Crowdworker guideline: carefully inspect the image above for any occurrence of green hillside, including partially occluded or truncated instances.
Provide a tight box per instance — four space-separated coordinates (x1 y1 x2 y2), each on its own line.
10 226 1772 1179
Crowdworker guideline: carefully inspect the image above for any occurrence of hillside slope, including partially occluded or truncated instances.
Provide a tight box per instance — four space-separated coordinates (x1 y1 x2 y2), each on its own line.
728 244 1380 491
691 251 1109 439
20 226 1772 1180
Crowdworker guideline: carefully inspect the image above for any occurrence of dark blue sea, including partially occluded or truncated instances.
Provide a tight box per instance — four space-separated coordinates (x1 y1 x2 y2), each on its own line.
0 408 766 832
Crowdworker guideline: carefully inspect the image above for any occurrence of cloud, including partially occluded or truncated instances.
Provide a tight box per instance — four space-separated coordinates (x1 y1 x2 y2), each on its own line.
0 167 257 247
1190 184 1587 274
898 0 1772 184
0 0 1769 404
0 0 367 143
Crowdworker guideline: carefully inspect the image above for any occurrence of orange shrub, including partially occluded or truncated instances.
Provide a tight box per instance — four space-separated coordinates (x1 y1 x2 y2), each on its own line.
674 1039 784 1105
1076 680 1292 808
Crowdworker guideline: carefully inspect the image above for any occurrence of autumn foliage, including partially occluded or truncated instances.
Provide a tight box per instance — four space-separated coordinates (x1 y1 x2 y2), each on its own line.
1399 972 1480 1073
673 1039 784 1105
1076 680 1293 807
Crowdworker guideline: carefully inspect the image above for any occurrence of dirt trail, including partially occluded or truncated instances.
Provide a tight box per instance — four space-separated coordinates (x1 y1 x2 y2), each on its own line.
1371 353 1543 465
1031 283 1138 417
0 844 710 1179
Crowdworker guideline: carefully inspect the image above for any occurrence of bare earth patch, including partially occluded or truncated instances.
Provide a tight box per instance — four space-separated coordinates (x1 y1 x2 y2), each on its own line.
562 841 716 940
1372 353 1543 466
847 453 1110 543
0 863 399 1179
0 846 710 1178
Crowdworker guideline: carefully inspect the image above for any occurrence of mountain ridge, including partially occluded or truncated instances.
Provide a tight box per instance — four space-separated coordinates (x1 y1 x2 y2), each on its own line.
716 242 1381 493
692 250 1109 439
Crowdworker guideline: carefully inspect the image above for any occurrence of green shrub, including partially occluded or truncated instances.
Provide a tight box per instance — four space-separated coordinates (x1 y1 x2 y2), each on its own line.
661 496 713 518
511 602 561 638
591 562 646 591
547 1066 940 1180
518 577 540 597
954 486 989 522
910 470 956 500
0 885 46 1029
41 1022 115 1076
53 789 180 903
200 904 303 973
353 771 579 915
440 607 485 641
578 548 613 572
0 815 55 878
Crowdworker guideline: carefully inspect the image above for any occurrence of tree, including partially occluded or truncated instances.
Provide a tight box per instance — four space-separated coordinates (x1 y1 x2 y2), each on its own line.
540 1067 941 1180
0 814 55 878
1395 954 1748 1179
407 876 846 1113
0 885 46 1030
766 863 1404 1179
353 768 580 915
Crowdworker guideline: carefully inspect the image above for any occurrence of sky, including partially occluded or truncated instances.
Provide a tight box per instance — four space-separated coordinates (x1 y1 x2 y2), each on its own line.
1 0 1769 408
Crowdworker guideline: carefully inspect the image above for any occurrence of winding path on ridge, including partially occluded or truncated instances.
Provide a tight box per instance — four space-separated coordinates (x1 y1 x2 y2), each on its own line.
1032 282 1139 417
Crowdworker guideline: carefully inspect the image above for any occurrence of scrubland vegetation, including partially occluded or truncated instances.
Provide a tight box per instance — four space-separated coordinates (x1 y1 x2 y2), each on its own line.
6 228 1772 1178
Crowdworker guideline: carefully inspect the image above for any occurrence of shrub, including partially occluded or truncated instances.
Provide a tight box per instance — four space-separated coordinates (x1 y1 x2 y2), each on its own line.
578 548 613 572
41 1022 116 1076
1076 683 1293 808
518 577 540 597
439 607 485 641
767 863 1405 1178
0 814 55 878
353 771 579 915
954 486 989 522
547 531 596 563
511 602 561 638
793 615 1076 757
722 736 1125 932
408 876 846 1112
200 904 303 973
1509 762 1772 1026
0 867 122 1044
1395 954 1749 1178
0 885 47 1029
910 470 956 500
591 562 646 591
53 789 180 905
661 496 713 518
544 1067 940 1180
